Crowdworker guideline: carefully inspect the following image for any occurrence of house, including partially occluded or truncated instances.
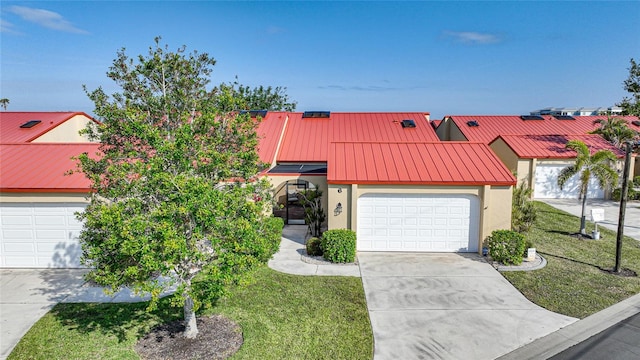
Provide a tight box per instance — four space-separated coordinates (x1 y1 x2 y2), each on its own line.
260 112 515 253
531 106 624 116
435 114 639 199
0 112 98 143
490 134 625 199
0 110 516 268
0 143 100 268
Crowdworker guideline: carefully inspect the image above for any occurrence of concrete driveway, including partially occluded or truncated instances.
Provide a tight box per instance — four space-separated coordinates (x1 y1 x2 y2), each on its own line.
0 269 86 360
358 252 577 360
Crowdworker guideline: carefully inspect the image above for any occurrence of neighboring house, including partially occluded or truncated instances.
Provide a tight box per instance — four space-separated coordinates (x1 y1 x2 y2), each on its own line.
435 115 638 199
259 112 515 253
531 106 624 116
490 134 625 199
0 143 99 268
1 110 517 268
0 112 98 143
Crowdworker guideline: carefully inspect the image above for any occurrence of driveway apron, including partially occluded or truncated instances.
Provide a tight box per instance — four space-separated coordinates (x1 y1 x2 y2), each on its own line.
358 252 577 360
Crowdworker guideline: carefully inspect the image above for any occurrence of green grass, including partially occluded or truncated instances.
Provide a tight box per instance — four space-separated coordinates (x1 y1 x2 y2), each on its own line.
502 201 640 319
9 267 372 360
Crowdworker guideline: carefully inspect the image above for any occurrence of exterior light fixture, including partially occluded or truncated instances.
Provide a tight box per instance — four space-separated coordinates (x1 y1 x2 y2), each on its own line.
335 202 342 216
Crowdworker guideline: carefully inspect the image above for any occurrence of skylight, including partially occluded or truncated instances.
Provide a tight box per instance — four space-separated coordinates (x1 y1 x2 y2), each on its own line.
466 120 479 127
20 120 42 128
520 115 544 121
401 119 416 128
632 120 640 126
302 111 330 118
240 110 268 118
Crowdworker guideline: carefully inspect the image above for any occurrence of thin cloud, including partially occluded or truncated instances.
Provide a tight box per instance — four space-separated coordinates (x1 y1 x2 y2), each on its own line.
0 19 21 34
7 5 88 34
444 31 501 45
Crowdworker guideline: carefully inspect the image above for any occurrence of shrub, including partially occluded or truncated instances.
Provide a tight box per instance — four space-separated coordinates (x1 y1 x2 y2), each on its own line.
485 229 526 265
512 182 537 233
306 237 323 256
321 229 356 263
633 176 640 188
612 187 640 201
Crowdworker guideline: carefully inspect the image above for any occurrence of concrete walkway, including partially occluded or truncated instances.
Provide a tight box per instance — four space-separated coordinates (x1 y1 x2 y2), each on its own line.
0 269 175 360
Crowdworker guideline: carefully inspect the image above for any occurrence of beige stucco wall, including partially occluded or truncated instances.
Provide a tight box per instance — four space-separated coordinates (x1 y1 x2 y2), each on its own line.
0 192 90 203
435 118 468 141
32 114 97 143
327 184 513 254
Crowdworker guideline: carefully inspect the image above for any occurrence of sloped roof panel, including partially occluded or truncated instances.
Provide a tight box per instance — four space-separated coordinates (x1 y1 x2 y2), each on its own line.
255 112 287 164
0 112 95 143
328 142 515 185
277 112 436 162
449 115 640 144
494 134 626 159
0 143 100 192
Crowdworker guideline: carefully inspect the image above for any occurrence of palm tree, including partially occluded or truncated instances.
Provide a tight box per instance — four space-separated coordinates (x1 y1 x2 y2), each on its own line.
0 98 9 111
590 117 638 148
558 140 619 235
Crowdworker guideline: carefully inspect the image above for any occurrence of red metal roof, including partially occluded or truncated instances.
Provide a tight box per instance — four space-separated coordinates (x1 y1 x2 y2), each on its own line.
493 134 626 159
0 112 96 143
0 143 100 192
255 112 287 164
448 115 640 144
328 141 516 186
277 112 437 162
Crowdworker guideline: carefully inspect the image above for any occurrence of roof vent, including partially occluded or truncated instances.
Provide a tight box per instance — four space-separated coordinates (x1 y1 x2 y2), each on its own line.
20 120 42 128
553 115 575 120
466 120 479 127
401 119 416 128
302 111 330 118
632 120 640 126
240 110 268 118
520 115 544 120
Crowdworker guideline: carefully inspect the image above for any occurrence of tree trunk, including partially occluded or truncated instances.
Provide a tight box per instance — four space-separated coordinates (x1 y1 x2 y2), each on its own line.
183 294 199 339
580 184 588 235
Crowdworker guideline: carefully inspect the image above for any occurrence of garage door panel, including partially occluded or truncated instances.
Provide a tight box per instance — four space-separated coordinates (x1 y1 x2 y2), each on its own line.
357 194 479 253
1 203 86 268
534 164 604 199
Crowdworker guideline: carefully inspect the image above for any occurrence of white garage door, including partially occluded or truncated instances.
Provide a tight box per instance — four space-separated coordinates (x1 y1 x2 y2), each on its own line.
534 164 604 199
357 194 479 252
0 203 86 268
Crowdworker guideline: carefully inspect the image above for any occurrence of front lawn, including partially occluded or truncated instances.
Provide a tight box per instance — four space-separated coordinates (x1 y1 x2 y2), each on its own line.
502 201 640 319
9 267 373 360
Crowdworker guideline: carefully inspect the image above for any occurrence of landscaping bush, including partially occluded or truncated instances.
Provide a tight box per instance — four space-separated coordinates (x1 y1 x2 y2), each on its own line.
321 229 356 263
485 229 526 265
612 187 640 201
633 176 640 188
306 237 323 256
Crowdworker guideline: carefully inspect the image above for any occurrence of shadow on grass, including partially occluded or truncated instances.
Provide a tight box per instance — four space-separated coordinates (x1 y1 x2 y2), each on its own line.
49 296 181 343
539 251 607 272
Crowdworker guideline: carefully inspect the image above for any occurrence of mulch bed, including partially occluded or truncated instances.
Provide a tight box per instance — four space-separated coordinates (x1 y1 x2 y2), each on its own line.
135 314 242 360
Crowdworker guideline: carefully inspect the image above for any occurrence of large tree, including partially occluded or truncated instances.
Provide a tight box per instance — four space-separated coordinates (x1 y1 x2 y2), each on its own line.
76 38 287 338
618 58 640 116
557 140 619 235
590 116 638 148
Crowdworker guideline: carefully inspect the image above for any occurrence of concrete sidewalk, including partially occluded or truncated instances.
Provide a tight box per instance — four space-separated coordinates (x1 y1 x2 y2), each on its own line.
0 269 175 360
542 199 640 241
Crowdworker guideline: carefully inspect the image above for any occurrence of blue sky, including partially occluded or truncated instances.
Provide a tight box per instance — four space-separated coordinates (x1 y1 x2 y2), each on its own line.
2 1 639 119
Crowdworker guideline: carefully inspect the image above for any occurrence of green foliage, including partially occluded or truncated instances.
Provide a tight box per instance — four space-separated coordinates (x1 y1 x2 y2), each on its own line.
557 140 619 234
590 117 638 148
633 176 640 187
618 58 640 116
297 186 326 237
213 78 297 112
612 187 640 201
321 229 356 263
306 237 323 256
0 98 9 110
511 181 537 233
75 37 292 334
485 229 526 265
